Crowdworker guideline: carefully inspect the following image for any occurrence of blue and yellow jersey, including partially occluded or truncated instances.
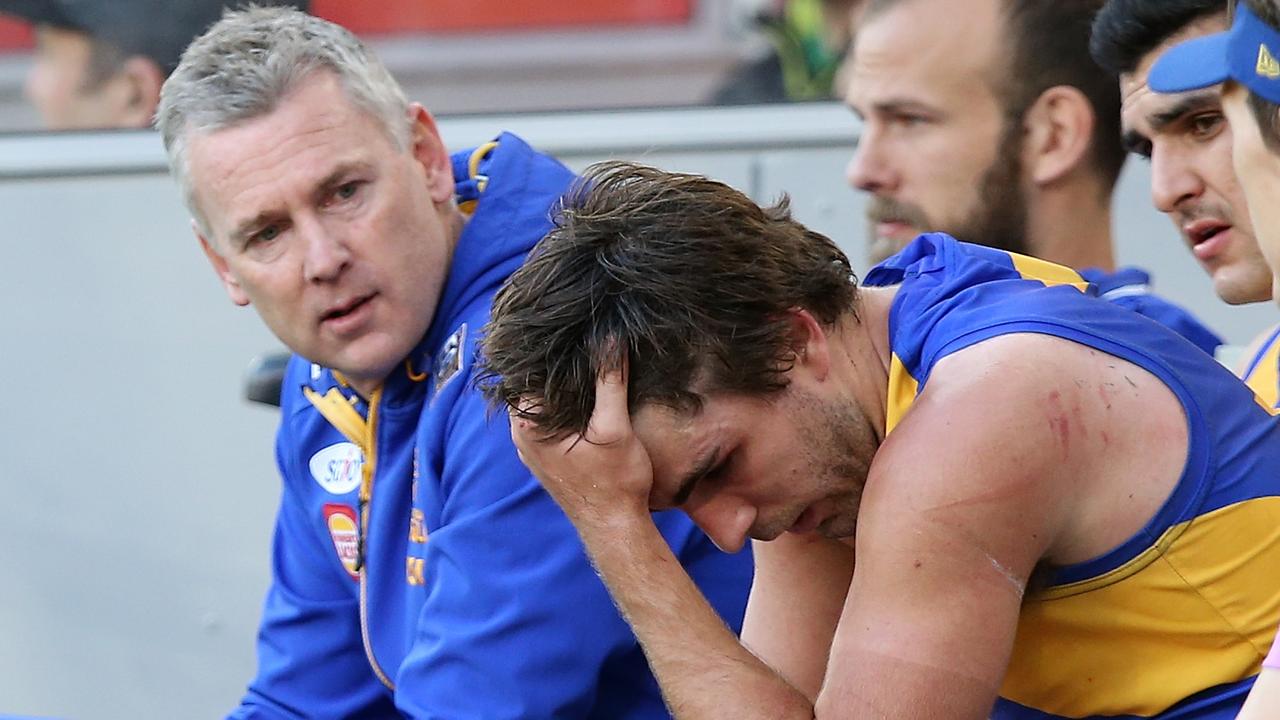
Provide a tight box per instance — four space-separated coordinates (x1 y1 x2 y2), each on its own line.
865 234 1280 720
1242 324 1280 410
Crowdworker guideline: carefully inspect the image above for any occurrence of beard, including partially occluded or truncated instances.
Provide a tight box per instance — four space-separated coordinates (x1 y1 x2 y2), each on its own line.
865 115 1032 264
751 386 875 541
955 116 1032 257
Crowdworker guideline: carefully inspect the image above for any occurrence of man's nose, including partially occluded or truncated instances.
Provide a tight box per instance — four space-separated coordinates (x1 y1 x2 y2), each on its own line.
846 126 897 195
1149 145 1203 215
686 495 757 554
300 217 352 283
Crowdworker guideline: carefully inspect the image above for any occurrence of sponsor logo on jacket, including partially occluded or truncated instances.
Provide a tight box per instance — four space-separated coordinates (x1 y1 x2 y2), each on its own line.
309 442 363 495
324 504 360 580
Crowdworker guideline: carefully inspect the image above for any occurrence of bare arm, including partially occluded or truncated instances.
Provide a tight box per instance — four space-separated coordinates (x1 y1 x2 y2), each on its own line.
513 369 814 718
1239 668 1280 720
743 534 854 701
511 335 1154 718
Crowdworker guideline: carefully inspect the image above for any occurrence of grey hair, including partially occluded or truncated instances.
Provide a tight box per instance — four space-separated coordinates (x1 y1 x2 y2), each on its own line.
156 5 410 235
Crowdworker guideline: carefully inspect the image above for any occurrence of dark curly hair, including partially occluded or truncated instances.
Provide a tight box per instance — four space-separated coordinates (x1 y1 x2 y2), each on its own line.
477 161 860 440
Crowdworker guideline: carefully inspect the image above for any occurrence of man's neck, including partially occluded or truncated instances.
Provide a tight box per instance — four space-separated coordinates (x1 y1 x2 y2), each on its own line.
833 285 898 442
1025 178 1117 272
346 375 384 401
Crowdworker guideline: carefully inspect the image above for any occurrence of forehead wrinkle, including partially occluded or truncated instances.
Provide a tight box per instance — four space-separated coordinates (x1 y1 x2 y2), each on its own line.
200 109 365 243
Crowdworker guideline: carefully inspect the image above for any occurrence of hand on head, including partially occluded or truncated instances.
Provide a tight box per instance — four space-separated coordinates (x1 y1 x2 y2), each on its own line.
509 357 655 527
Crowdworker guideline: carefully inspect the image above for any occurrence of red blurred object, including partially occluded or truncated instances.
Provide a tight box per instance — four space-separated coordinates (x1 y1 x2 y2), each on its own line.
310 0 692 34
0 15 34 52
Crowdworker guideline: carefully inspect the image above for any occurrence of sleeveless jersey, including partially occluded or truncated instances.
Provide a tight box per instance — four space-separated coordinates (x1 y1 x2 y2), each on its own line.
865 233 1280 719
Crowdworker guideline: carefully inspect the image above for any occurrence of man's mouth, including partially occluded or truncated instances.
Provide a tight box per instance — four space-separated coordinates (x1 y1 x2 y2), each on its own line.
1185 219 1232 260
321 294 374 323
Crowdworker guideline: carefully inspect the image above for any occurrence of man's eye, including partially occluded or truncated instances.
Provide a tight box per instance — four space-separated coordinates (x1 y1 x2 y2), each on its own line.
1191 113 1225 139
252 225 281 244
335 182 360 201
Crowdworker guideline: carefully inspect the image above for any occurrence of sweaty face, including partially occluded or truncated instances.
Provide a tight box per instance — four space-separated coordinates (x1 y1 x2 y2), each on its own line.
1222 82 1280 303
635 383 877 553
187 71 457 394
24 26 122 129
1119 15 1270 305
845 0 1029 265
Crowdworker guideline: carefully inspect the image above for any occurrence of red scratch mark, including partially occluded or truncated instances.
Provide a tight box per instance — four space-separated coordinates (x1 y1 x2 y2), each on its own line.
1097 383 1114 410
1048 415 1070 456
1046 390 1070 457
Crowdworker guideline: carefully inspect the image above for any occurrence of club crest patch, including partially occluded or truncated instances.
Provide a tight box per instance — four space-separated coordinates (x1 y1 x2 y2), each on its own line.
434 324 467 394
324 503 360 580
308 441 364 495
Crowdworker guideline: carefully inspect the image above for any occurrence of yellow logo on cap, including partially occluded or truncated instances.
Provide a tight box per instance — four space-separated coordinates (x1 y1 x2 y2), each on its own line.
1258 44 1280 79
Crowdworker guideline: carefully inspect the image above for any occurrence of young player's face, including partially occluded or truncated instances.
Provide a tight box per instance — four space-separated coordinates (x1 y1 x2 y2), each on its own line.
844 0 1028 265
634 382 877 554
1119 15 1270 305
1223 81 1280 303
187 71 457 392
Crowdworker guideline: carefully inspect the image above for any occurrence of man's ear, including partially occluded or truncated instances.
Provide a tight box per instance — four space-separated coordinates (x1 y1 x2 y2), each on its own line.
407 103 454 205
112 56 166 128
196 221 250 307
1020 85 1095 186
789 308 832 382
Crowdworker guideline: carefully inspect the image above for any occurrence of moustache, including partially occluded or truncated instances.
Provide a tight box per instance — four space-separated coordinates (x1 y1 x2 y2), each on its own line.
865 197 930 228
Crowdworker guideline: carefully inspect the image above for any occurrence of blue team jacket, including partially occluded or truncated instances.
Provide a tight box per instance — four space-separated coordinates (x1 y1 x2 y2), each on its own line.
230 133 753 719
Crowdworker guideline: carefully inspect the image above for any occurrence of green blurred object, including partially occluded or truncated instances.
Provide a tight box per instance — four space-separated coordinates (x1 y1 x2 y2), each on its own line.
764 0 844 101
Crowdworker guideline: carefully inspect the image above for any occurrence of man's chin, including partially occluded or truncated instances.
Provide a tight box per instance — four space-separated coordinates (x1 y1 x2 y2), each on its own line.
867 232 915 266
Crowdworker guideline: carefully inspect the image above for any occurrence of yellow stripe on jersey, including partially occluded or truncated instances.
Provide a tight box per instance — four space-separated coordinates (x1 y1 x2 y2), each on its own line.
1007 251 1091 292
1000 496 1280 717
885 353 920 435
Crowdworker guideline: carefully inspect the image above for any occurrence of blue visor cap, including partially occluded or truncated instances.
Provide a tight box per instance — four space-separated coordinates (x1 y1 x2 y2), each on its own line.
1149 2 1280 104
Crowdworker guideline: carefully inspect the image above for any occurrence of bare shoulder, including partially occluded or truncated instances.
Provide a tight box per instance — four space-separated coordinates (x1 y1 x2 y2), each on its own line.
865 331 1188 567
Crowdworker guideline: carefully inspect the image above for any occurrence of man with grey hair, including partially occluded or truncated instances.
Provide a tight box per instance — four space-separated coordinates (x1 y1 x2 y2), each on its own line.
156 6 751 717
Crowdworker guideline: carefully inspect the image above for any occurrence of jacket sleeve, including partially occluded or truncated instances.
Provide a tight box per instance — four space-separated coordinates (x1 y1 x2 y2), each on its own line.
227 387 399 720
392 383 649 719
